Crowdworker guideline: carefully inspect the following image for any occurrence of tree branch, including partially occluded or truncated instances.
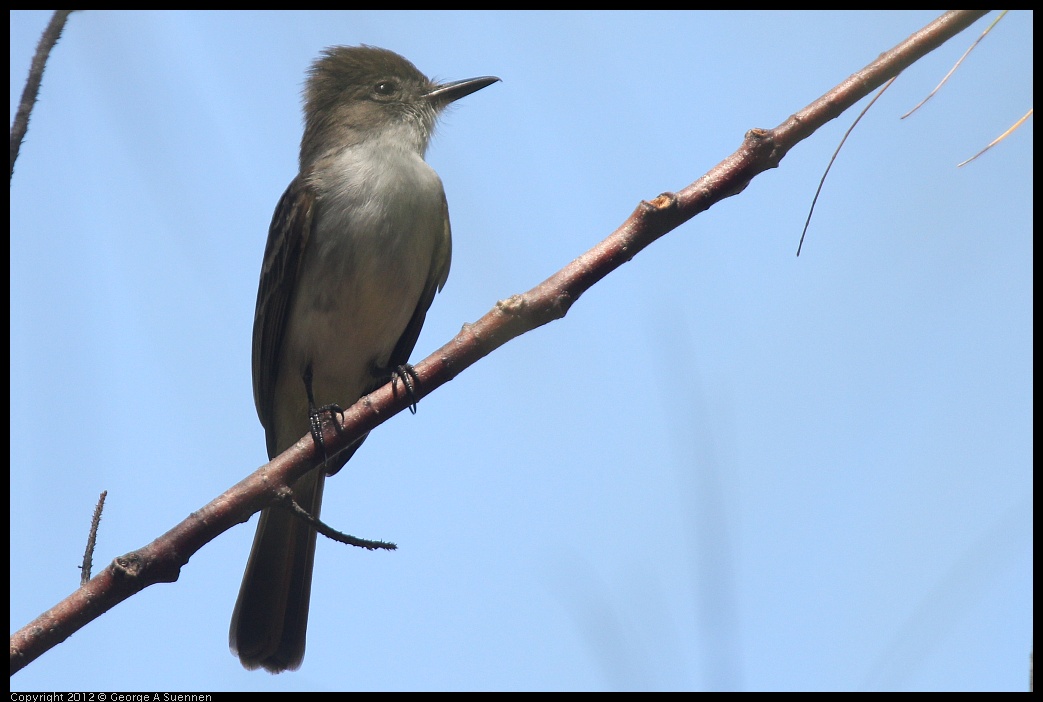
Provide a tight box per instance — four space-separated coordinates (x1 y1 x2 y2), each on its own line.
8 9 991 676
9 10 73 183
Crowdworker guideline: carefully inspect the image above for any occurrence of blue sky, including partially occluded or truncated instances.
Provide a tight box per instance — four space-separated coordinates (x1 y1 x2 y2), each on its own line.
10 10 1032 692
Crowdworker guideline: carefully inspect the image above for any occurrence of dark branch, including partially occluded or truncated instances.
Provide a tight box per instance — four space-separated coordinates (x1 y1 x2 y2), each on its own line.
79 491 108 586
10 10 74 183
276 484 397 551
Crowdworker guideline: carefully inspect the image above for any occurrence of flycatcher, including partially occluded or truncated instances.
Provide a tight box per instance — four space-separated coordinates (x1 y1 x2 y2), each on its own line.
230 45 497 673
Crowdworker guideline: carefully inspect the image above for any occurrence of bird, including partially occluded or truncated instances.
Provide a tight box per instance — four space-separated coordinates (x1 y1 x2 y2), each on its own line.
229 45 498 673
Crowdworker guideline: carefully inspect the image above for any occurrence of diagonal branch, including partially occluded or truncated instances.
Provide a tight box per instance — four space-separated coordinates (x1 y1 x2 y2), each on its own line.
8 9 991 676
9 10 74 183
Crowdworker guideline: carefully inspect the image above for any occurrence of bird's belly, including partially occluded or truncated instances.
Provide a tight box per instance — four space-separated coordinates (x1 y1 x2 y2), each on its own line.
271 221 440 449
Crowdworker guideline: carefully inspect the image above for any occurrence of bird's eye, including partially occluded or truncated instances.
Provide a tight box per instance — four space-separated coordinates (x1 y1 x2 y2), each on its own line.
373 81 397 97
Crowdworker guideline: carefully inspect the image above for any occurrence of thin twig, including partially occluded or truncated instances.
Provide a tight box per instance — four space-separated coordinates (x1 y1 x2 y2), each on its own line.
901 10 1008 120
796 77 898 257
276 485 397 551
957 108 1033 167
10 10 74 183
80 491 108 586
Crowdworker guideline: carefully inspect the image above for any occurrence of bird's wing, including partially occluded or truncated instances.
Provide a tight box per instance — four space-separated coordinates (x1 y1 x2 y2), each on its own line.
251 175 317 458
384 191 453 375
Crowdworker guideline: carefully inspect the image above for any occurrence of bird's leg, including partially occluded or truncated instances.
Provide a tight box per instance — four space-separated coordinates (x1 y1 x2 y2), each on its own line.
303 363 343 466
389 363 421 415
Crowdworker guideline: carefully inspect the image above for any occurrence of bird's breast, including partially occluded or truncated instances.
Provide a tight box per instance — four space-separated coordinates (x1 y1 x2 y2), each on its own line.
278 147 447 415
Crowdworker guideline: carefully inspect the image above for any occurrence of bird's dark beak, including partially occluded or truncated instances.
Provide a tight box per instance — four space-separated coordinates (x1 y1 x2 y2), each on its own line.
426 76 500 106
